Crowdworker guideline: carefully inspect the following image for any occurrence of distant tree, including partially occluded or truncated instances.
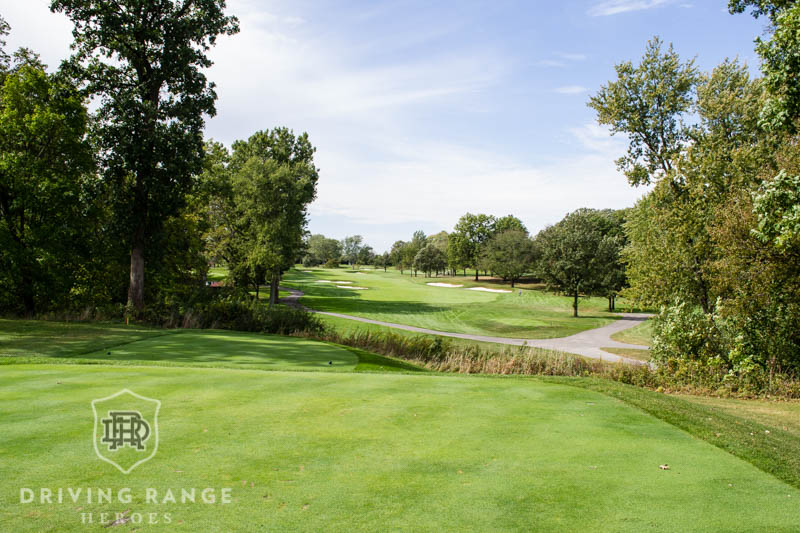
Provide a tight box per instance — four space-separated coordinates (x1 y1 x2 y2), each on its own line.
482 230 535 288
51 0 239 312
413 244 447 277
0 52 94 315
535 209 619 317
452 213 496 280
341 235 363 267
427 230 449 253
226 128 318 306
390 240 408 274
356 245 375 268
493 215 527 235
305 234 341 266
373 251 390 272
588 37 698 186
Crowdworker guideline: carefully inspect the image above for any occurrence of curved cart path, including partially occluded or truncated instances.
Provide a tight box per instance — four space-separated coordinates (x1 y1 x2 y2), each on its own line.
280 287 650 365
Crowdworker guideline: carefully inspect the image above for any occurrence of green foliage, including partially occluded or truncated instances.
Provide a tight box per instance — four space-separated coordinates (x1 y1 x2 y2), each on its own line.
451 212 495 278
650 300 726 366
752 169 800 250
323 258 340 269
0 56 94 315
589 37 698 186
51 0 239 310
413 244 446 277
481 230 534 287
304 234 342 266
340 235 363 265
754 5 800 132
534 209 622 316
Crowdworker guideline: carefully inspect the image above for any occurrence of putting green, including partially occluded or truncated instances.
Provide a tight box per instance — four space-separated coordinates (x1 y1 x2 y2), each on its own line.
80 330 358 371
2 364 798 531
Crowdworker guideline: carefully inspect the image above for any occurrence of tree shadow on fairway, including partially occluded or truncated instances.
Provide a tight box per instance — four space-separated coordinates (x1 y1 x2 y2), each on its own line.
74 331 358 370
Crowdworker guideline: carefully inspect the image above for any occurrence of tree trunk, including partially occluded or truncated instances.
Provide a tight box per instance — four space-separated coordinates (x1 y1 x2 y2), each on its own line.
608 295 612 312
475 269 479 281
511 278 515 288
20 261 35 317
127 227 146 312
573 290 579 317
268 272 279 308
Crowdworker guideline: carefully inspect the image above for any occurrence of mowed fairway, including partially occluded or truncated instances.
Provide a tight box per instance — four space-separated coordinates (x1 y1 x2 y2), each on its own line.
2 364 799 532
283 268 618 339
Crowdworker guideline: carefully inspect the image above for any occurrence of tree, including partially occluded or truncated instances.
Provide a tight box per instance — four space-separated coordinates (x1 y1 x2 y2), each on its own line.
535 209 618 317
389 240 407 274
0 52 93 315
51 0 239 312
452 213 496 280
341 235 363 267
482 230 534 288
373 251 390 272
588 37 698 186
493 215 527 235
356 245 375 268
305 234 341 266
413 244 446 277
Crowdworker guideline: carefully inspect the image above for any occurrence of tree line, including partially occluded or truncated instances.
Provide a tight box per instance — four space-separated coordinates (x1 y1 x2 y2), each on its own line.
588 0 800 377
0 2 318 317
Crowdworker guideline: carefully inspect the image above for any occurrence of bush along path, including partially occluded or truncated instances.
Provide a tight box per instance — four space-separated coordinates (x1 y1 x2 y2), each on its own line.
280 287 649 365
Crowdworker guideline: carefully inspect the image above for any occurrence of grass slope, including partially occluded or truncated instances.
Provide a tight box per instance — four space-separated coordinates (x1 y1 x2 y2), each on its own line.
610 319 653 347
283 268 618 339
3 364 800 532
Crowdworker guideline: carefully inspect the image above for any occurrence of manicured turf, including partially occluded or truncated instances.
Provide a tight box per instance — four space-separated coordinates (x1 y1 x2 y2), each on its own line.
610 319 653 346
283 268 619 339
0 319 169 358
80 330 358 371
3 364 800 532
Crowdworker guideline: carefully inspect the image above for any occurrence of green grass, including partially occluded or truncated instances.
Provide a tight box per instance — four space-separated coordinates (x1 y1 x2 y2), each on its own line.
0 318 171 358
610 319 653 347
3 364 800 532
79 330 358 371
601 347 652 362
283 268 620 339
0 319 422 374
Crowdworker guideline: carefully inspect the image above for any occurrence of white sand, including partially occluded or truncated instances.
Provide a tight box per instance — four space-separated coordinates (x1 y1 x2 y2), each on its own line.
341 286 368 290
332 281 352 285
301 270 313 273
427 282 464 288
467 287 512 293
315 280 333 283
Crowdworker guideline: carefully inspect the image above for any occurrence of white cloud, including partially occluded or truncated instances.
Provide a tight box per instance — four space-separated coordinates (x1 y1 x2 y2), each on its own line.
588 0 674 17
554 85 589 94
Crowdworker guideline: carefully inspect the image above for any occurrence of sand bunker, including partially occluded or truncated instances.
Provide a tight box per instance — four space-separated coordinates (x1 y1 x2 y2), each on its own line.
332 281 352 285
427 282 464 288
301 270 313 273
315 280 333 283
467 287 512 293
341 286 368 290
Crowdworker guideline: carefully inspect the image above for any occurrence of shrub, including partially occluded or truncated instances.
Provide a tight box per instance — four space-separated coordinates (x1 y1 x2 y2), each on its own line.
323 259 340 268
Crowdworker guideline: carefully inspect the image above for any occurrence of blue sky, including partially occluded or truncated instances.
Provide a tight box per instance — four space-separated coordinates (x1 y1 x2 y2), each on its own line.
3 0 765 251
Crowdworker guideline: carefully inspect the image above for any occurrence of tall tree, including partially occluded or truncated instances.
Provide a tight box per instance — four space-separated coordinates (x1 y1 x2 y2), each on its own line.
452 213 496 280
535 209 617 317
51 0 239 312
341 235 363 267
588 37 698 187
0 52 93 315
228 128 318 306
413 244 446 277
482 230 534 288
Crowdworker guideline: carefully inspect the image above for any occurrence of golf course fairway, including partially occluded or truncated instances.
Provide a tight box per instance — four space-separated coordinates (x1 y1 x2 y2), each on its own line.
2 364 798 532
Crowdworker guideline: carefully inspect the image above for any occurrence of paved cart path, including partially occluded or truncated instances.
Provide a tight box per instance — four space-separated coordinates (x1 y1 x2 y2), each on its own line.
280 287 650 365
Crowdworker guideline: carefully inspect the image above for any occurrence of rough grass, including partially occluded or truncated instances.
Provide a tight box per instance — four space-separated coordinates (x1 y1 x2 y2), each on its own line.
3 364 800 532
601 346 652 362
610 319 653 346
282 268 619 339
